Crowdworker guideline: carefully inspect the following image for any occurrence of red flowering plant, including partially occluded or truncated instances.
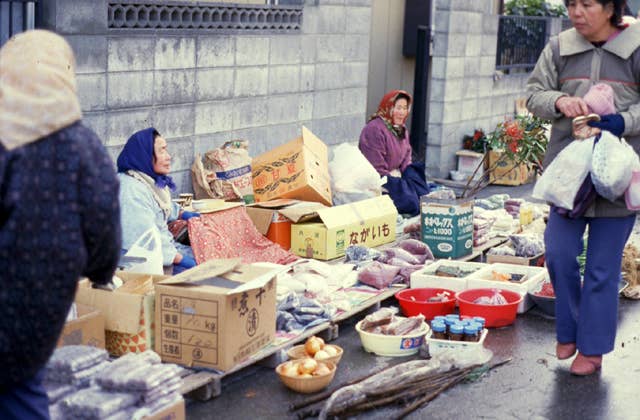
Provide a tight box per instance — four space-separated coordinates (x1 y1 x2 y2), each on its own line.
462 129 487 153
461 114 549 197
485 114 548 169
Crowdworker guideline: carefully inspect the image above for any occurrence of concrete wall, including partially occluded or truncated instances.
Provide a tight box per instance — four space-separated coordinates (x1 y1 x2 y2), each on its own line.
39 0 372 192
366 0 415 119
425 0 532 178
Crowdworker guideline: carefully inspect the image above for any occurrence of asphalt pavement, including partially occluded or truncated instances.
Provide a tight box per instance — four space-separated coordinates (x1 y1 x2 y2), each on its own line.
186 182 640 419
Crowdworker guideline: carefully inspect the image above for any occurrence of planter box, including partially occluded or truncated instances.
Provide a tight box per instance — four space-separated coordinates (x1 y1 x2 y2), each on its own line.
488 151 536 186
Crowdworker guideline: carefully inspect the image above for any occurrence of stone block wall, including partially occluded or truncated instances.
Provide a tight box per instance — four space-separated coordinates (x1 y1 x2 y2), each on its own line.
425 0 542 178
40 0 372 192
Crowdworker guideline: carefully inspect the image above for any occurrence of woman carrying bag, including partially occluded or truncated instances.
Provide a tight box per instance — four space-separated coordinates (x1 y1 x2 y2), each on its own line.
527 0 640 375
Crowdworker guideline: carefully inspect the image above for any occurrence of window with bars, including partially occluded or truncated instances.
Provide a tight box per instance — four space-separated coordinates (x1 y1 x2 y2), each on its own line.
0 0 36 46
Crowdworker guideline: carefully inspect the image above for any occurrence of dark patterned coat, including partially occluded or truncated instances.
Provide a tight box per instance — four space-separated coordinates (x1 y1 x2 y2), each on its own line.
0 122 121 389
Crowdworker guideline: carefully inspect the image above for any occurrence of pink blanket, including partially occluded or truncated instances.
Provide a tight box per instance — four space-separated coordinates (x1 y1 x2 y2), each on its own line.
188 206 298 264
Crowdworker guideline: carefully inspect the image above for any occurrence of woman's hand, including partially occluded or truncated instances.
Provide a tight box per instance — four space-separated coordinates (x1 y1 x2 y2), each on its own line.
555 96 590 118
389 169 402 178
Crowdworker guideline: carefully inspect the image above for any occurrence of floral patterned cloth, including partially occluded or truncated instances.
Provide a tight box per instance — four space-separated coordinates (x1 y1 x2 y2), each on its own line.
188 206 298 264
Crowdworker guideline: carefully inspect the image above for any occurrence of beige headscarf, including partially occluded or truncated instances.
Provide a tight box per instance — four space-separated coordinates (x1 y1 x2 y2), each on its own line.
0 30 82 150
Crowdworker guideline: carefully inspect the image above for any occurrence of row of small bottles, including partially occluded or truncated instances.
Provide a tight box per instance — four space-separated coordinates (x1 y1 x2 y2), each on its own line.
430 314 485 342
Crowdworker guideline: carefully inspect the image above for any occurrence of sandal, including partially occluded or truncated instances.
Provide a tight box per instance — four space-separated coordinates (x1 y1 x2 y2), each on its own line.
570 353 602 376
556 342 577 360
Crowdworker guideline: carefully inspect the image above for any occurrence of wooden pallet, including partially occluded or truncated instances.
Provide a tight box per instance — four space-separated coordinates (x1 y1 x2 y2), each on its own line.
176 284 406 401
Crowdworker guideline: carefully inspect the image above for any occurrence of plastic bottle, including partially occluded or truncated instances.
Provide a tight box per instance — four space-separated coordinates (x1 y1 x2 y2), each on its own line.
430 321 447 340
473 316 486 329
449 323 464 341
519 204 533 226
463 323 480 342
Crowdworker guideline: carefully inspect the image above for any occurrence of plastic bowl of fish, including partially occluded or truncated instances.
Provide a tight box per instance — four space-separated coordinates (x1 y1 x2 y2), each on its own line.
355 316 430 357
395 288 457 320
456 288 522 328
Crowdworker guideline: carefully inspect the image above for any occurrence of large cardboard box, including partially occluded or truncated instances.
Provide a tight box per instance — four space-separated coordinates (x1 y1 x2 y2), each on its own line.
420 197 474 259
290 195 398 260
75 272 169 356
155 259 279 371
57 304 105 349
251 126 332 206
246 199 327 250
489 151 536 186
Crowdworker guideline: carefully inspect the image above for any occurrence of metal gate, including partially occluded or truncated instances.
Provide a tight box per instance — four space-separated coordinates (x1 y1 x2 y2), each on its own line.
0 0 36 47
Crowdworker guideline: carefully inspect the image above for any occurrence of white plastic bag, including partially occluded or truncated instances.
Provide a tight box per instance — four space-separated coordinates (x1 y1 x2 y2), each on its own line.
329 143 382 205
625 170 640 210
532 137 594 210
591 131 637 202
123 228 163 275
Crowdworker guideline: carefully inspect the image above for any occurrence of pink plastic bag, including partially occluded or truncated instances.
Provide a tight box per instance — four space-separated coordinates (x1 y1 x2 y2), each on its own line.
625 170 640 210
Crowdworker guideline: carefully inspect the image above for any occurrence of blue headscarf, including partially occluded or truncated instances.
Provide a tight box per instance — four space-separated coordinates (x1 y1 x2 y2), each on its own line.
117 127 176 190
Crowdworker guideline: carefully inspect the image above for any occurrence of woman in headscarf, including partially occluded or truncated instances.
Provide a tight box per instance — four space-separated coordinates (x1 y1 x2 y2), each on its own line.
359 90 430 216
117 128 199 274
0 30 121 418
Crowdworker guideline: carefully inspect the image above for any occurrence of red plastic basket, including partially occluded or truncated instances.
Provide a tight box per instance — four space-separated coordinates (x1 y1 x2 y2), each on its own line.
456 288 523 328
395 288 457 320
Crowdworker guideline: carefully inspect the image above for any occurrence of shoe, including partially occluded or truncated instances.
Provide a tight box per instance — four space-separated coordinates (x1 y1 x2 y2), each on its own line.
570 353 602 376
556 342 577 360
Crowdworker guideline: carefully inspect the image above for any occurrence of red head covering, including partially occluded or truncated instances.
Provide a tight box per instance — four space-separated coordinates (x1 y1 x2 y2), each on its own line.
372 90 412 125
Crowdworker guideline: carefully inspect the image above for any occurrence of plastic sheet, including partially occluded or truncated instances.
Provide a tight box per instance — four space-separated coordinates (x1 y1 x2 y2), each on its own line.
97 362 181 392
357 261 401 289
509 234 544 257
59 386 139 419
46 346 109 382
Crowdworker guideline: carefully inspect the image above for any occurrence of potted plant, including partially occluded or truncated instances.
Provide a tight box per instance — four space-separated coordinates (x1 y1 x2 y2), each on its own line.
461 114 549 197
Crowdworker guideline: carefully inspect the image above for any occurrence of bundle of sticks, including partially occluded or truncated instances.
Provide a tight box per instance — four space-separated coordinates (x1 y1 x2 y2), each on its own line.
290 358 510 419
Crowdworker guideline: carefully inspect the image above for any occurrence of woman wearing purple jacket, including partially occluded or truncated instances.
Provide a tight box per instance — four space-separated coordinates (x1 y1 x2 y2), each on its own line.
359 90 430 216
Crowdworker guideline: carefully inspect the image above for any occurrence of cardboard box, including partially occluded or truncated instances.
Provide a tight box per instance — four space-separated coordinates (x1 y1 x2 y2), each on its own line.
246 199 327 250
75 272 169 356
456 150 485 181
57 304 105 349
420 197 474 259
144 398 185 420
290 195 398 260
486 253 545 267
251 126 332 206
155 259 280 371
489 151 536 186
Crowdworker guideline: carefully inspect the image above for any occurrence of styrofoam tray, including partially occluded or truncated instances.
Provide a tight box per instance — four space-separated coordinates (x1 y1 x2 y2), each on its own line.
426 328 488 357
410 260 488 292
466 263 547 313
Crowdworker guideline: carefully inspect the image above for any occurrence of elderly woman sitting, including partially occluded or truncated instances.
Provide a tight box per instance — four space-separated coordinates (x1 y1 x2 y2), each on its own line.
117 127 199 274
359 90 430 216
